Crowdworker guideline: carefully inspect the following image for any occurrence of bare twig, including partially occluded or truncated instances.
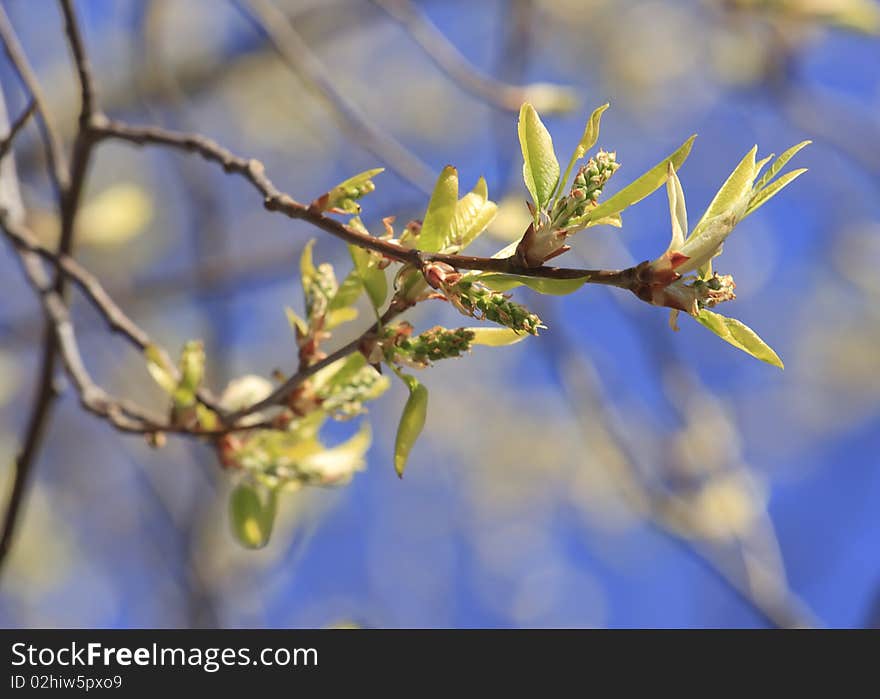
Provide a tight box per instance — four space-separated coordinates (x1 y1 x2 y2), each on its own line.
91 118 641 283
0 99 35 159
371 0 574 114
0 5 69 198
234 0 436 193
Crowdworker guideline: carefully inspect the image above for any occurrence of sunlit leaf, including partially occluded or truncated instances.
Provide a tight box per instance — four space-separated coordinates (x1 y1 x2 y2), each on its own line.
178 340 205 395
746 168 808 216
144 344 177 395
313 168 384 213
690 146 757 242
585 135 696 222
518 103 560 211
349 244 387 310
329 269 364 311
478 272 590 296
419 165 459 252
229 484 277 549
666 162 687 252
394 374 428 478
285 307 309 337
449 177 498 252
695 309 783 368
754 140 810 191
467 327 529 346
558 102 610 199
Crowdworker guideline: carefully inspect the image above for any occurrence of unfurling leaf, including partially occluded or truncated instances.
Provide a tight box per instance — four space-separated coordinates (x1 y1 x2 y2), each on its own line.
518 103 560 212
467 327 529 346
690 146 757 242
144 344 177 395
558 102 610 200
178 340 205 395
419 165 459 253
394 374 428 478
746 168 808 216
349 244 387 311
754 140 811 192
585 135 696 223
449 177 498 252
695 309 783 368
311 168 384 213
477 272 590 296
229 484 277 549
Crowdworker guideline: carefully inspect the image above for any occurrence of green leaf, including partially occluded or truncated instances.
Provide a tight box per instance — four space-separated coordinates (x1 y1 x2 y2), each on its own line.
326 306 359 329
467 327 529 346
145 344 177 395
229 484 277 549
419 165 459 252
695 309 783 368
314 352 367 393
558 102 610 200
285 306 309 337
315 168 384 213
477 272 590 296
393 374 428 478
178 340 205 394
518 103 560 212
449 177 498 252
349 245 387 310
746 168 807 216
754 141 811 192
329 269 364 311
689 145 757 242
666 162 687 252
300 239 317 301
585 135 697 223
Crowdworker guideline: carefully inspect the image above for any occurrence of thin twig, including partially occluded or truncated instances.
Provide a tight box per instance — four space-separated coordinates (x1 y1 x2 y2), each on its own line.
234 0 436 194
91 118 640 283
371 0 574 114
0 5 69 198
0 98 34 159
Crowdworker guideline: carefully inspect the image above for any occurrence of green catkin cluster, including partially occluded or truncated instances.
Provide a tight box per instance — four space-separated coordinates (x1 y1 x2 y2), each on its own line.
448 279 543 335
551 150 620 225
397 327 475 366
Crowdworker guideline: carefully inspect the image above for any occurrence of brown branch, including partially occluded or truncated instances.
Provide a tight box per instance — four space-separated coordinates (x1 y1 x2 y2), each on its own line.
234 0 436 194
0 98 34 159
0 5 69 198
90 118 641 284
370 0 574 114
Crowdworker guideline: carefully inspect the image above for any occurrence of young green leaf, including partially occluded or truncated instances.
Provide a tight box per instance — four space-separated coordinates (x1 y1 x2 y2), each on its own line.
557 102 610 200
449 177 498 252
349 244 388 310
229 484 277 549
477 272 590 296
689 145 757 241
585 135 696 222
746 168 808 216
695 309 783 368
144 344 178 395
329 269 364 311
419 165 459 252
178 340 205 395
754 141 811 192
312 168 384 213
467 327 529 346
285 306 309 337
300 239 318 301
394 374 428 478
518 103 560 211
